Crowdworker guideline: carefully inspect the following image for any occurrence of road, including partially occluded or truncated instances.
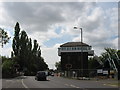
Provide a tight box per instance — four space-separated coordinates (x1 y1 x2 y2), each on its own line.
2 76 119 90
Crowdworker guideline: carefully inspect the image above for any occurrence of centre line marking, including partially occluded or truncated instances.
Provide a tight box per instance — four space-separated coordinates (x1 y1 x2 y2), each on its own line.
70 84 76 87
65 84 80 88
65 84 69 86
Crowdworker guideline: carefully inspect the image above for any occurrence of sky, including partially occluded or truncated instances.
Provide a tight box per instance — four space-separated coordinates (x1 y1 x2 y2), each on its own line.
0 0 119 69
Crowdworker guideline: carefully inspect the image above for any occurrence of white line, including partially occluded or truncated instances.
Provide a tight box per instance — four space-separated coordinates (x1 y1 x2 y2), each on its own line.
21 79 28 88
76 86 80 88
6 80 13 82
103 84 118 87
70 84 80 88
65 84 69 86
70 84 76 87
65 83 80 88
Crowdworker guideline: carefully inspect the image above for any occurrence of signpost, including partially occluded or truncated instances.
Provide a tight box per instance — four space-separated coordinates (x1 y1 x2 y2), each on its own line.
65 64 72 69
65 64 72 77
103 70 108 75
97 69 103 74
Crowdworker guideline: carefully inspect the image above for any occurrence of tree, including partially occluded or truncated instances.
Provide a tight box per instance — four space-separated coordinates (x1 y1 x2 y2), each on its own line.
11 22 48 75
12 22 20 56
117 50 120 58
55 61 61 71
104 48 119 69
31 40 48 72
88 56 102 69
19 30 29 70
0 28 10 47
117 50 120 80
26 38 33 73
32 40 39 56
2 56 16 78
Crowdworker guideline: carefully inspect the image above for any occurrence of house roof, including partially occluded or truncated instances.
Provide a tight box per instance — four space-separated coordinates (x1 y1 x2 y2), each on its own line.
60 42 90 47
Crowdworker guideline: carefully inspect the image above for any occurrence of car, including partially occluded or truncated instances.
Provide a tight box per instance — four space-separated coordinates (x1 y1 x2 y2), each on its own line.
50 73 54 76
50 72 54 76
35 71 47 81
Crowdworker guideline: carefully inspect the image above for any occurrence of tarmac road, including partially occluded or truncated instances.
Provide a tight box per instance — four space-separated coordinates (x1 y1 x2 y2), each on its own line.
2 76 119 90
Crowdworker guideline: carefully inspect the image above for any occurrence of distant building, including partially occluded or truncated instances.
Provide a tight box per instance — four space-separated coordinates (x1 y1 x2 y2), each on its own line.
58 42 94 77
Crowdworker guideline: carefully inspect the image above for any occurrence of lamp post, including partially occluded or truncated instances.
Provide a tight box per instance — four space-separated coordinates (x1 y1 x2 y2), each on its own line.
74 27 83 77
74 27 83 43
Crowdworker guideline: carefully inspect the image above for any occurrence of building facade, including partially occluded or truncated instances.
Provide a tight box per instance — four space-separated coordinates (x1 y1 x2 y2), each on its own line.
58 42 94 77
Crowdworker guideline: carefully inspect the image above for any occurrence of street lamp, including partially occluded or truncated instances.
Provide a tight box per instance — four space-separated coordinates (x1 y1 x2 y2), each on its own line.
73 27 83 43
74 26 83 77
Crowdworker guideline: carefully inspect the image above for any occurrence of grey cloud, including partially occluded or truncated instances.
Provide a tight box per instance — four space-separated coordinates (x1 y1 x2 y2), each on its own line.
3 2 34 21
84 32 117 53
3 2 66 33
2 2 94 34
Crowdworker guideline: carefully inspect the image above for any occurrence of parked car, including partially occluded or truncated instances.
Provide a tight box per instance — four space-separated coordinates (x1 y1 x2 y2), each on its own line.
35 71 47 81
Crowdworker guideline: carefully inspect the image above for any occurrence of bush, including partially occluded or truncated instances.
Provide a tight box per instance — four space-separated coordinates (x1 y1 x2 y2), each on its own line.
2 59 16 78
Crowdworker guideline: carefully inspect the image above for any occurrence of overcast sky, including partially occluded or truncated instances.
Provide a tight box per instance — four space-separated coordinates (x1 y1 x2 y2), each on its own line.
0 1 118 69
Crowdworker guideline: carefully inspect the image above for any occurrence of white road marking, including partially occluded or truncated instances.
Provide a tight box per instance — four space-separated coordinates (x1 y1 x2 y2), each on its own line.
103 83 118 87
5 80 14 88
0 79 1 90
21 79 29 89
70 84 80 88
65 84 69 86
70 84 76 87
6 80 13 82
65 83 80 88
17 80 21 82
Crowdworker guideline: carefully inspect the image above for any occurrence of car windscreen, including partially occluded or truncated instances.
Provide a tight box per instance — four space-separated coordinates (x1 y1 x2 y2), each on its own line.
38 72 46 76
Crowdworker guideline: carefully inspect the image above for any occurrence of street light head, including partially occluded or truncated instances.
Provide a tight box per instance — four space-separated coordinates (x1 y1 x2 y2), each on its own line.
74 27 78 29
74 27 82 30
73 26 83 43
80 28 82 30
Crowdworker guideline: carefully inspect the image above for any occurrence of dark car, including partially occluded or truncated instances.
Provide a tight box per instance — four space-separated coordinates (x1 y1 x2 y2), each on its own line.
49 72 54 76
35 71 47 81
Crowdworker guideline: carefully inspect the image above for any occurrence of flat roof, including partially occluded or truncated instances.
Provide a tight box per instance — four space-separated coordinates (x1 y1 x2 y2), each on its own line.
60 42 90 47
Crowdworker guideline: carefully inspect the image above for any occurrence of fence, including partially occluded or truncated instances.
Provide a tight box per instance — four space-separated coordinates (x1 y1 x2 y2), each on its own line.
59 69 116 79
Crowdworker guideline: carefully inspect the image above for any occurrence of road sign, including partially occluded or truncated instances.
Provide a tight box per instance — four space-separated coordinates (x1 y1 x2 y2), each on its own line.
103 70 108 74
65 64 72 69
97 69 103 73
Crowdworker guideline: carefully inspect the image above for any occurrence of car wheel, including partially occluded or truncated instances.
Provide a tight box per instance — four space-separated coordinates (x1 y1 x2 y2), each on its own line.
36 77 38 81
44 78 46 81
